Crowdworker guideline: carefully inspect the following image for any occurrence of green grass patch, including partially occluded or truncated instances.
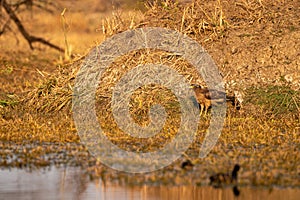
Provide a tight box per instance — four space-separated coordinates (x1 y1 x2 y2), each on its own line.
245 85 300 119
0 94 19 107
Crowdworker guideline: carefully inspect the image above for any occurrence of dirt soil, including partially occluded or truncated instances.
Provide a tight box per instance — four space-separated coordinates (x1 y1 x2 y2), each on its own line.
0 0 299 188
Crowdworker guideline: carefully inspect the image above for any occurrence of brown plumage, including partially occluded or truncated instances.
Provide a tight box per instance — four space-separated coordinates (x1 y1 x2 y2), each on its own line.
190 84 239 115
209 164 240 188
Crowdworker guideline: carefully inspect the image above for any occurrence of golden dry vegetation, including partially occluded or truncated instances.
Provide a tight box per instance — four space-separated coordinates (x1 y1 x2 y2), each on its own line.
0 0 299 187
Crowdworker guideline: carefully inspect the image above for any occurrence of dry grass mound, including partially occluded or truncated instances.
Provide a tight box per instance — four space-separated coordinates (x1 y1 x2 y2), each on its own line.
0 0 299 186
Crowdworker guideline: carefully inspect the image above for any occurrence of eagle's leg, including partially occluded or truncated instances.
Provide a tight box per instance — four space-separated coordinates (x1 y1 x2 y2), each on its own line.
199 104 204 116
204 106 208 116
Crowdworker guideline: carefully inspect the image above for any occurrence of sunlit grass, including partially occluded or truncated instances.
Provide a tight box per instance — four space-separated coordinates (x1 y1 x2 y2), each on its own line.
0 0 299 187
246 85 300 120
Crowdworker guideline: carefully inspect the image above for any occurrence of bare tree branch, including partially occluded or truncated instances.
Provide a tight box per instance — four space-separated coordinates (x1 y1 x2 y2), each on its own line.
0 18 11 35
0 0 64 52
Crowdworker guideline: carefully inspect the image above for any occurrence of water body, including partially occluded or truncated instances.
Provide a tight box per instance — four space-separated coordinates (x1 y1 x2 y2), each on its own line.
0 167 299 200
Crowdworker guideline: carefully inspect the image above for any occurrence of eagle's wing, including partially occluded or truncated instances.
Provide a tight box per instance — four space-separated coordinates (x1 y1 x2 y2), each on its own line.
204 89 226 100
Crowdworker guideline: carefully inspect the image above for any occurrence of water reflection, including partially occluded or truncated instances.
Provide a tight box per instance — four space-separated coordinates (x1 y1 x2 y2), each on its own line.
0 167 299 200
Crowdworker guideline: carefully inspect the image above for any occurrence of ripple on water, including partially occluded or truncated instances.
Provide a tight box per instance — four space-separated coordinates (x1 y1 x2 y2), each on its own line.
0 167 299 200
